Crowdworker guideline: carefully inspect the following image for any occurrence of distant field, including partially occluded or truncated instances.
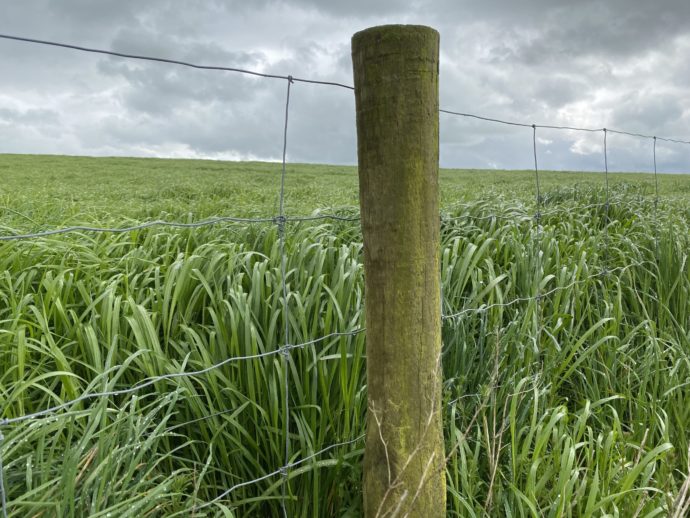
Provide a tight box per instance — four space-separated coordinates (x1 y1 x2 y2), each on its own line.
1 153 690 229
1 153 690 516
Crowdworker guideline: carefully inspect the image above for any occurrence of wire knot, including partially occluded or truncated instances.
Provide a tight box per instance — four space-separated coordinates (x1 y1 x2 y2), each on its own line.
287 75 294 84
273 215 287 226
279 466 289 477
279 345 291 357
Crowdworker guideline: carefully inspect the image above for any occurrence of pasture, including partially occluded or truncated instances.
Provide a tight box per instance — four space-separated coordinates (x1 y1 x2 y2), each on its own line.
1 153 690 516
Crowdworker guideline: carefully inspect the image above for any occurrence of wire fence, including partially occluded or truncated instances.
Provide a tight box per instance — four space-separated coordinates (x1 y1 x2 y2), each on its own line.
0 32 689 517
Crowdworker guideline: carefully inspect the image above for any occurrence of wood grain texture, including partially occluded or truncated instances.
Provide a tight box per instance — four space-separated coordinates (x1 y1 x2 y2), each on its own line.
352 24 445 518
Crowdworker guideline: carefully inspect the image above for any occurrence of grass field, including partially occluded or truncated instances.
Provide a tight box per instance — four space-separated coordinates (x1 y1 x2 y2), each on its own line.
1 154 690 516
3 153 690 226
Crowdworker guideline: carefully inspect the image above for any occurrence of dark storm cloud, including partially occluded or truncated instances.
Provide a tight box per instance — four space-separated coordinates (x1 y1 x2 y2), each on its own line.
0 0 688 172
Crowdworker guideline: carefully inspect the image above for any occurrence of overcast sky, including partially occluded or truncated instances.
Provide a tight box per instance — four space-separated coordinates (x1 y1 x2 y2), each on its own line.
1 0 689 173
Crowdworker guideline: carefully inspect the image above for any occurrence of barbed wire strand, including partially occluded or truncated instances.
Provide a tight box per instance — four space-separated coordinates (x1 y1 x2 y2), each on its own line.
278 75 294 518
0 34 354 91
0 431 7 518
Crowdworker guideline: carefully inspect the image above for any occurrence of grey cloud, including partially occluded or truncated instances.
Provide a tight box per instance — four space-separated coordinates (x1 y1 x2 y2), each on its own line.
227 0 418 17
46 0 141 29
475 1 690 66
531 76 590 109
95 80 288 159
0 107 60 126
0 0 689 173
96 30 270 117
610 92 684 133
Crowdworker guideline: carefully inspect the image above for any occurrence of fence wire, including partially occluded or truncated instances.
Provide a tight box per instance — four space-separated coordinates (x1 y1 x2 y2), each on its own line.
192 434 365 513
3 32 689 143
0 326 364 427
0 35 362 513
441 260 653 322
0 33 354 90
0 199 656 243
0 32 688 517
0 249 649 422
0 214 362 242
440 109 690 144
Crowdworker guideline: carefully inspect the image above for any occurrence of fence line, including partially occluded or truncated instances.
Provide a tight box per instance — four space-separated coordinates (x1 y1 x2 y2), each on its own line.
0 330 365 427
0 32 363 515
441 260 654 322
440 109 690 145
0 247 653 425
0 213 364 242
0 197 662 243
0 31 686 517
0 251 653 427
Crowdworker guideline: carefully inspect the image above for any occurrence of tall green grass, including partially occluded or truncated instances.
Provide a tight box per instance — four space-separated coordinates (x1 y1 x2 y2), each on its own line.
0 183 689 516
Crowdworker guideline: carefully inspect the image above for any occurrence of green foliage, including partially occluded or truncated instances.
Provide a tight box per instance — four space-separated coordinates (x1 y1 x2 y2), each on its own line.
0 155 689 516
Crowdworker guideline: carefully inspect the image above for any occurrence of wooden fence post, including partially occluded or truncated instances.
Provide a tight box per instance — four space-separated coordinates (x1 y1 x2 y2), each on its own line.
352 25 446 517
